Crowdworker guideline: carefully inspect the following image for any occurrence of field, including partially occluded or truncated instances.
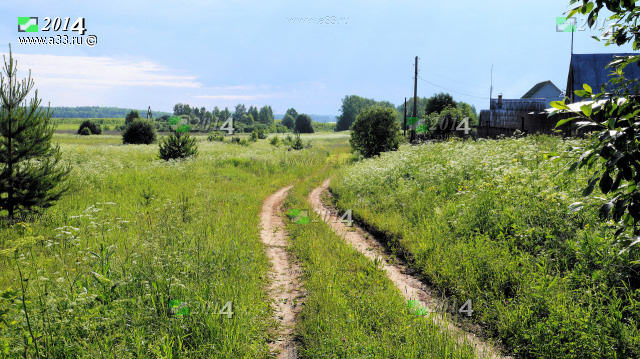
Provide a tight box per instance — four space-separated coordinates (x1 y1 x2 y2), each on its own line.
0 133 342 358
3 132 640 358
331 135 640 358
53 118 125 132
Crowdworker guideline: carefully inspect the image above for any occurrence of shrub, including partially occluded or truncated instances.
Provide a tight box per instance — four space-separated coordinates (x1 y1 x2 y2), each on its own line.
284 134 293 145
125 110 140 126
207 133 225 142
159 132 198 160
79 127 91 136
290 133 304 150
78 120 102 135
250 130 258 142
123 119 156 144
269 136 280 146
350 106 400 158
231 136 249 146
295 114 314 133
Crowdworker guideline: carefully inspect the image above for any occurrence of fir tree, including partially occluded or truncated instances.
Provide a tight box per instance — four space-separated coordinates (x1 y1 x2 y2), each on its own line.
0 46 68 219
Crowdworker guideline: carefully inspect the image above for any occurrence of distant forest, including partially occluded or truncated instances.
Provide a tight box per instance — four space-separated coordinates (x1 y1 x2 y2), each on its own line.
48 106 172 118
47 106 338 122
275 114 336 123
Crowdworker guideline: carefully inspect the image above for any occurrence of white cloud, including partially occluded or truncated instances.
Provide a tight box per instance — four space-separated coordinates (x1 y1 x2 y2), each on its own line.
0 53 201 88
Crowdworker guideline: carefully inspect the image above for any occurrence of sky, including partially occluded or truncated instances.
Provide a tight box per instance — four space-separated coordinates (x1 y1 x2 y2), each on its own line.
0 0 636 115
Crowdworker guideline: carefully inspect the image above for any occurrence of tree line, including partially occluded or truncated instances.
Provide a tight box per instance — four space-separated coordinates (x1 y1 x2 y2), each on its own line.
48 106 171 118
335 93 478 132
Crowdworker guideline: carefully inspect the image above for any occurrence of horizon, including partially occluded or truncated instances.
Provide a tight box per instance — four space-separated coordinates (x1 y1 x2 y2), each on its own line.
1 0 636 115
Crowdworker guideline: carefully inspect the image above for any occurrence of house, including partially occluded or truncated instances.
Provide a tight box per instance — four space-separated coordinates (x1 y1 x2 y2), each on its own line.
566 53 640 102
522 80 563 101
478 81 562 137
478 53 640 138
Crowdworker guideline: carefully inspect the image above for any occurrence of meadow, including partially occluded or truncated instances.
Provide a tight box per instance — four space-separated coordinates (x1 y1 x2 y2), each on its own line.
4 130 638 358
0 133 345 358
53 118 124 132
331 135 640 358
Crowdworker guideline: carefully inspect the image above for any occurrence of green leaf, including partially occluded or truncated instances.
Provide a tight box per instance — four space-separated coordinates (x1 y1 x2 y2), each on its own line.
90 271 113 286
555 118 575 128
599 172 613 194
583 83 593 94
574 90 590 98
550 101 570 110
568 202 584 213
583 175 599 196
599 201 613 219
581 104 593 116
567 7 581 19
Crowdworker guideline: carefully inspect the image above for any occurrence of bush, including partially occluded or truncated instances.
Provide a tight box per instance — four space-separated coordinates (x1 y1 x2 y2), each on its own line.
284 134 293 145
250 130 258 142
159 132 198 160
290 133 304 150
123 119 156 144
269 136 280 146
79 127 91 136
350 106 400 157
77 120 102 135
207 133 225 142
295 114 314 133
125 110 140 126
274 124 289 133
231 136 248 146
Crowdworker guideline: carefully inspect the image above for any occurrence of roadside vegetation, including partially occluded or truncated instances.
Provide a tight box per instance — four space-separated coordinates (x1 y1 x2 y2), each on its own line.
331 136 640 358
0 133 344 358
283 166 477 359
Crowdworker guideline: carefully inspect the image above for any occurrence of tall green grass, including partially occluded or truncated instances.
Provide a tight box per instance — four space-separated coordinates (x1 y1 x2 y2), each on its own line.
332 135 640 358
283 169 476 358
0 135 345 358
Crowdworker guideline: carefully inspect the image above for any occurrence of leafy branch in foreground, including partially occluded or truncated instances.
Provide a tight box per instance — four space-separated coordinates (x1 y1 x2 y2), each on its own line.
552 1 640 252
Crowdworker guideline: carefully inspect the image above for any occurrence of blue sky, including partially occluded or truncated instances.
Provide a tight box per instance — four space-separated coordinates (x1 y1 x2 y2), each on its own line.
0 0 635 115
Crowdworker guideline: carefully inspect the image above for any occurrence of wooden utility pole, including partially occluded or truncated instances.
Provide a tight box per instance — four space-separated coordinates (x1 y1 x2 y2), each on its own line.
411 56 418 143
403 97 407 137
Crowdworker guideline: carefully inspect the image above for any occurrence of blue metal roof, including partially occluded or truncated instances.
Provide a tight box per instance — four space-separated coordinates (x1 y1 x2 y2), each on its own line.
567 53 640 101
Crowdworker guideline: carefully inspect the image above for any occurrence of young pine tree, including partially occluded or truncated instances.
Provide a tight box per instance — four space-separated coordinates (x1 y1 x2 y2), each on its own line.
0 47 68 220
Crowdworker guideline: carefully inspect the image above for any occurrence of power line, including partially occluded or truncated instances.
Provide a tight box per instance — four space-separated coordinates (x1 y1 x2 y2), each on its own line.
416 76 487 100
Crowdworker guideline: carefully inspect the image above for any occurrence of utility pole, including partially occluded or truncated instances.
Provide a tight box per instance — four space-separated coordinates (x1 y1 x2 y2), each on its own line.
411 56 418 143
403 97 407 137
490 65 493 102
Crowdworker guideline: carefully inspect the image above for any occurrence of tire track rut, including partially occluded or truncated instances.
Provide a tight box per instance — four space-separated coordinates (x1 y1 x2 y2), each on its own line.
260 185 304 359
309 178 510 359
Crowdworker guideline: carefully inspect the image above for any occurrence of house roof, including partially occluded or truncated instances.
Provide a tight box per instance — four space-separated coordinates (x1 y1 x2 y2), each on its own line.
522 81 561 99
566 53 640 101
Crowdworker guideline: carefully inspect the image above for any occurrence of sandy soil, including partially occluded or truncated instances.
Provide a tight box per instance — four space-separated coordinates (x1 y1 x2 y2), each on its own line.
260 185 304 359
